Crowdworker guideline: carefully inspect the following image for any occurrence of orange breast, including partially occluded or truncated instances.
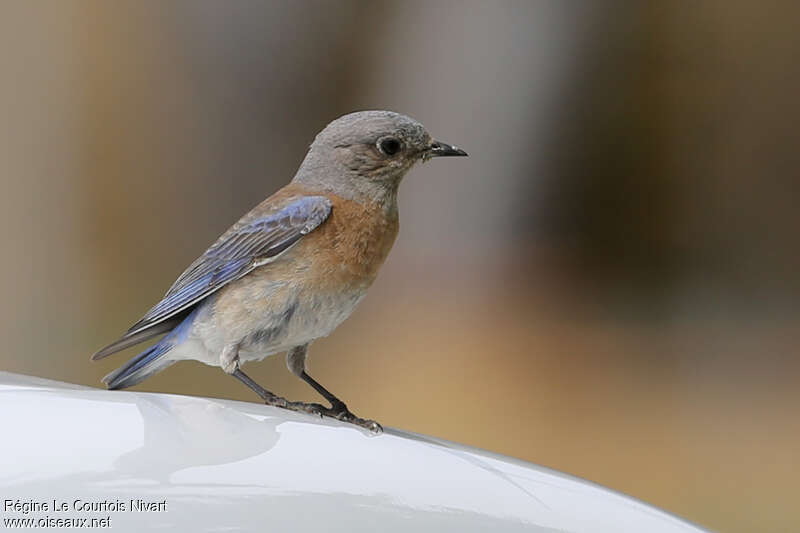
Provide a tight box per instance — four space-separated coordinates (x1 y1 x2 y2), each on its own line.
298 192 399 291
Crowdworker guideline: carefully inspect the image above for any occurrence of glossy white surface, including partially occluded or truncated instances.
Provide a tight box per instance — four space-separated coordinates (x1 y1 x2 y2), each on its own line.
0 373 707 532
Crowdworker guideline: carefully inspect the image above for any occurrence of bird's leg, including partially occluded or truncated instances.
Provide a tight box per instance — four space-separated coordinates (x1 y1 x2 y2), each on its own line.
299 370 348 415
232 368 330 416
301 370 382 433
287 345 383 433
287 345 348 412
231 369 285 407
222 344 286 407
222 343 323 415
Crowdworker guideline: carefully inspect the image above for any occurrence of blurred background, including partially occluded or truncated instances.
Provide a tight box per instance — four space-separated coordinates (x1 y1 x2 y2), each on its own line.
1 1 799 531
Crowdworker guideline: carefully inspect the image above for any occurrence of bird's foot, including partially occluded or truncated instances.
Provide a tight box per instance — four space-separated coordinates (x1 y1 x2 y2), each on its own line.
284 400 328 418
325 400 383 434
340 413 383 434
254 387 325 417
262 394 289 409
267 397 381 433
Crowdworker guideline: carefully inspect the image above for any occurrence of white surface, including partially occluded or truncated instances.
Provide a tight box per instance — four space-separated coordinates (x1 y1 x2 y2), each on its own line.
0 372 707 532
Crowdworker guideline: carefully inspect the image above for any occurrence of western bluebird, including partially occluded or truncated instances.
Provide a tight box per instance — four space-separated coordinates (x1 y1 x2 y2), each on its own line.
92 110 467 432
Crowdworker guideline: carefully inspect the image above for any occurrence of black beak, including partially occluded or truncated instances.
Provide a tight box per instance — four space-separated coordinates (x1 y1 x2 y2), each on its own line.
429 140 468 157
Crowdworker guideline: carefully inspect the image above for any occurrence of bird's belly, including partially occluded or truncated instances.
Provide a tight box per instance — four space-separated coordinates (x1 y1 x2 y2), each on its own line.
231 286 367 362
207 274 366 360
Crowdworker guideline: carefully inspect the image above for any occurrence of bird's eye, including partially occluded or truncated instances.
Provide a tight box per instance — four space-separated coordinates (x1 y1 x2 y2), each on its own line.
377 137 402 156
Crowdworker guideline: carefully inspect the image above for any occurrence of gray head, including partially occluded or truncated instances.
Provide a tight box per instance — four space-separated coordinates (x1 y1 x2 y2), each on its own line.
293 110 466 204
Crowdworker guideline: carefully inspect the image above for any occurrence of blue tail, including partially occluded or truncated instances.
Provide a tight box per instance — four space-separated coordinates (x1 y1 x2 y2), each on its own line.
102 309 197 390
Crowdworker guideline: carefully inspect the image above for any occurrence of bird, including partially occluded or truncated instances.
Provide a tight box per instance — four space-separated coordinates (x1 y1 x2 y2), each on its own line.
92 110 467 432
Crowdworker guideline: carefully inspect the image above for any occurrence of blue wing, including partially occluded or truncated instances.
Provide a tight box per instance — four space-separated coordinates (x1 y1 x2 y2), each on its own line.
92 196 331 359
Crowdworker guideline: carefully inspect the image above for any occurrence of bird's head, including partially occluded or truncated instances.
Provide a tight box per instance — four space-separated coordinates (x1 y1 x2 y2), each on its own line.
294 110 467 204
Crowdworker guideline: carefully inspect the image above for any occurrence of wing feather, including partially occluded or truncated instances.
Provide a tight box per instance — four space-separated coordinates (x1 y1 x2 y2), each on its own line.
98 195 331 354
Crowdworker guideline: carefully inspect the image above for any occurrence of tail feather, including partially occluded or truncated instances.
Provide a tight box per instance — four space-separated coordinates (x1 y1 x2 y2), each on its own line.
92 316 182 361
101 308 198 390
102 341 175 390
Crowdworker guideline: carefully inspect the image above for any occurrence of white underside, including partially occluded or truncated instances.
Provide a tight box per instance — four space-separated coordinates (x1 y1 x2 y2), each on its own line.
165 287 367 369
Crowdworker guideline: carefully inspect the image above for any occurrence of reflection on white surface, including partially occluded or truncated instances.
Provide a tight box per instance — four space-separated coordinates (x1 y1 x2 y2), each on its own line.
0 372 707 532
1 394 144 484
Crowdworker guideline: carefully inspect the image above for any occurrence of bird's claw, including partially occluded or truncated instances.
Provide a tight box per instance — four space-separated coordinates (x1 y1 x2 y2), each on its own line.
358 418 383 434
265 397 382 433
284 401 327 418
331 408 383 434
263 395 288 409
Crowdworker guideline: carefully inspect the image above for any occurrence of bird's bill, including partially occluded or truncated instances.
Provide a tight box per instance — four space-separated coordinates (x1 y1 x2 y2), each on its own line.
428 140 468 158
